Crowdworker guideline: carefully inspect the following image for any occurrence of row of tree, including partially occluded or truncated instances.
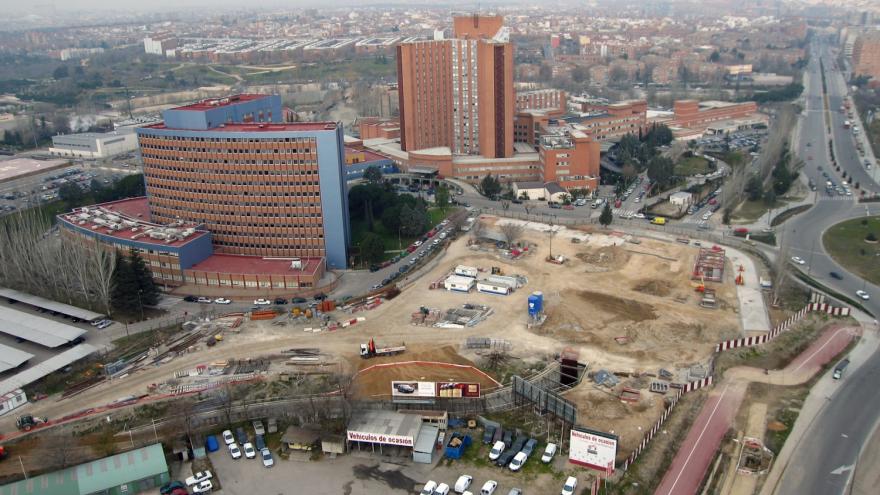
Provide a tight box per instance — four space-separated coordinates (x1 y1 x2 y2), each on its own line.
110 249 160 317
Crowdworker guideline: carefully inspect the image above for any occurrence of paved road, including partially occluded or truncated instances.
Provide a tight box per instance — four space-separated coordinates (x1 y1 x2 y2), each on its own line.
766 40 880 495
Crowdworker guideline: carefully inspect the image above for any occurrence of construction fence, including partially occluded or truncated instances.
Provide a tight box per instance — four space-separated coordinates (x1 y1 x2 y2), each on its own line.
618 301 850 473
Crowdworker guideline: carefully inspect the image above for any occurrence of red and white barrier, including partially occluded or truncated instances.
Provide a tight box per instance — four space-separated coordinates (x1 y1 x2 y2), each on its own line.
716 304 850 352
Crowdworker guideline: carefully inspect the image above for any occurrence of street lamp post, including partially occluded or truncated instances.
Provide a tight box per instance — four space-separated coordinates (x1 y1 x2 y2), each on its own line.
137 289 144 321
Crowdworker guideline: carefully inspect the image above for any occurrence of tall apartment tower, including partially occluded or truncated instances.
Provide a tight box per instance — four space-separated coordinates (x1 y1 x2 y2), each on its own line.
852 32 880 80
397 14 514 158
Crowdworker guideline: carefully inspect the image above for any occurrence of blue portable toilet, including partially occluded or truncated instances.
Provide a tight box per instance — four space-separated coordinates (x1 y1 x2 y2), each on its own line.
528 291 543 316
205 435 220 452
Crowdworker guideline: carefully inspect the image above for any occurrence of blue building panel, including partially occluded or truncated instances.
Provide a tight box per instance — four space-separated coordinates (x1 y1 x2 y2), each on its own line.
346 158 398 181
316 127 351 269
162 94 282 130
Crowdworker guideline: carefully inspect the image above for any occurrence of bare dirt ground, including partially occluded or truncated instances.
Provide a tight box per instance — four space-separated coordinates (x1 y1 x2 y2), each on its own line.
3 217 745 472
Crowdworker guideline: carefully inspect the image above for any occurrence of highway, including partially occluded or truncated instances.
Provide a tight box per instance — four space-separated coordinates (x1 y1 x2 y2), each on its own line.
772 40 880 495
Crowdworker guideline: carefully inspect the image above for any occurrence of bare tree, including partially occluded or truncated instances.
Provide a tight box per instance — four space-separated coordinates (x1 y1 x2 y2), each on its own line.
470 219 486 239
499 222 525 246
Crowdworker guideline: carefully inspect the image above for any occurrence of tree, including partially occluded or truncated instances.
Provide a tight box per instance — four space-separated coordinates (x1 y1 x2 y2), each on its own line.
362 165 383 184
499 223 524 246
359 232 385 264
599 202 613 227
571 65 589 84
480 174 502 199
58 182 84 204
52 66 69 80
745 175 763 201
763 188 777 206
399 204 428 237
435 184 450 208
128 248 159 308
110 253 137 315
647 156 675 189
709 51 721 63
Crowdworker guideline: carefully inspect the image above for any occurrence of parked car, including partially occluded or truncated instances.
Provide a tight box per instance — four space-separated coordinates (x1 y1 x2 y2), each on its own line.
222 430 234 445
235 427 247 444
197 297 212 303
508 451 528 471
314 293 327 300
489 441 505 461
790 256 805 265
480 481 498 495
183 295 197 302
454 475 473 493
434 483 451 495
243 442 256 459
506 489 523 495
96 320 113 329
192 480 212 494
541 443 558 463
260 447 274 467
160 481 187 495
214 298 231 304
521 438 538 457
561 477 578 495
482 425 497 444
228 443 242 459
253 298 271 305
273 297 287 305
856 290 870 300
420 481 438 495
253 420 265 436
255 434 266 451
830 271 843 280
292 297 307 303
185 471 213 486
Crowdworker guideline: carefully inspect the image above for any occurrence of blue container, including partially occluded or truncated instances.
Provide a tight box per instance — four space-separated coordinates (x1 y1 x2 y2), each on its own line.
528 291 543 316
205 435 219 452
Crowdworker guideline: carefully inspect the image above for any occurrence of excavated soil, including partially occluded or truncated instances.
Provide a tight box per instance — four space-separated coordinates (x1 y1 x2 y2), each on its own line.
633 279 674 297
577 290 659 322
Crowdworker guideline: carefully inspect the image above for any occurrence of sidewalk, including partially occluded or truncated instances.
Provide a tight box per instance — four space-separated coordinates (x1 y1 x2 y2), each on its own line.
654 323 861 495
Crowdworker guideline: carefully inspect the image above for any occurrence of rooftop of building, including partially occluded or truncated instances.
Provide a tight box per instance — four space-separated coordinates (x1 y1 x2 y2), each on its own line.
698 100 741 109
187 254 323 277
52 129 135 141
142 122 338 133
171 93 269 111
58 197 210 248
0 443 167 495
0 157 70 183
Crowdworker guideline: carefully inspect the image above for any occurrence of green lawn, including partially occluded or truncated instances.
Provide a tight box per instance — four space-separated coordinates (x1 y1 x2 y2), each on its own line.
731 199 786 224
349 207 457 266
823 216 880 285
674 155 711 176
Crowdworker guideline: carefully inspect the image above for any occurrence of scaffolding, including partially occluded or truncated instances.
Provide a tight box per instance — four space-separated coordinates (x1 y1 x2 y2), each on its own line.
691 247 726 283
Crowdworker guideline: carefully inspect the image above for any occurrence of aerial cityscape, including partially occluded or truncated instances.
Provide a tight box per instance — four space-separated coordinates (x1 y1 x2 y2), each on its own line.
0 0 878 494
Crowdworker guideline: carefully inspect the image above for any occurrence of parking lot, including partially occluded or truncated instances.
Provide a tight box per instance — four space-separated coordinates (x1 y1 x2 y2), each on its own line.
198 439 573 495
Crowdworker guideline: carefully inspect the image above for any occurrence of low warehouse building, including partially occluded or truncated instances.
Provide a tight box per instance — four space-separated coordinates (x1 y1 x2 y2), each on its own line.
0 443 169 495
347 410 442 464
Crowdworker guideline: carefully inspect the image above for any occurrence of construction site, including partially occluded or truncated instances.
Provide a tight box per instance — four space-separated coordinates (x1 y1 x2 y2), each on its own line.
0 213 756 484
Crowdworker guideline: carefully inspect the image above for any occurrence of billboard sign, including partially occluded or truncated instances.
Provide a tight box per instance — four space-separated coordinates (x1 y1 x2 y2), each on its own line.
569 427 618 473
391 381 436 398
347 429 414 447
437 382 481 398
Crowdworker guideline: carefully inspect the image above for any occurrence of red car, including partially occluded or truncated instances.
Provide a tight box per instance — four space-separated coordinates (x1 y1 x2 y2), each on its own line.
426 229 436 238
406 245 417 253
563 204 575 210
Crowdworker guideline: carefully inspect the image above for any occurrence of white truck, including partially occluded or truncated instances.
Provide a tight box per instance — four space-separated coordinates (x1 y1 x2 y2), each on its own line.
360 339 406 359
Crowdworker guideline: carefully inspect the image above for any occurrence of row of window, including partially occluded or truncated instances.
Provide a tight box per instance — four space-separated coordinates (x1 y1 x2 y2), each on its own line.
143 157 321 167
142 136 315 144
185 276 312 289
146 181 322 193
141 145 317 155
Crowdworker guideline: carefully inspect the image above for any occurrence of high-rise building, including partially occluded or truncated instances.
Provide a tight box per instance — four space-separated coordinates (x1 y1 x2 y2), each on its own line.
136 94 350 269
397 14 513 158
852 32 880 80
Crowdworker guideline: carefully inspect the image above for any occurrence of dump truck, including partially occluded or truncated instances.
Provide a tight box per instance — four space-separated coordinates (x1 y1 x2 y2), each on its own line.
16 415 47 431
445 433 472 459
359 338 406 359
